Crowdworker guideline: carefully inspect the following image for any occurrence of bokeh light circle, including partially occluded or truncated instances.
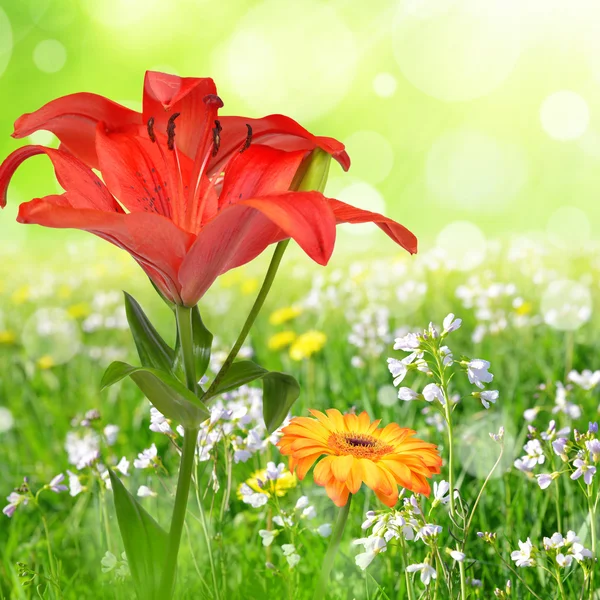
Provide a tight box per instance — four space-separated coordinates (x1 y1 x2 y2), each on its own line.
29 0 77 31
214 0 357 121
541 280 592 331
547 206 591 252
426 130 527 211
81 0 161 28
343 131 394 184
393 0 521 102
0 407 14 434
373 73 397 98
435 221 487 271
0 8 13 79
28 130 57 147
377 385 399 407
540 91 590 141
22 308 81 365
33 39 67 73
336 182 386 237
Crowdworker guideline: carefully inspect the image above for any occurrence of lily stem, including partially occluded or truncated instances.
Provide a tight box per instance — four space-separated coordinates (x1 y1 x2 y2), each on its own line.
204 240 289 400
159 305 199 598
312 494 352 600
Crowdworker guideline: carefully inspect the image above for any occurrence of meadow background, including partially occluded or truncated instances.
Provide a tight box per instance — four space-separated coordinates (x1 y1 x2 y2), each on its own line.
0 0 599 598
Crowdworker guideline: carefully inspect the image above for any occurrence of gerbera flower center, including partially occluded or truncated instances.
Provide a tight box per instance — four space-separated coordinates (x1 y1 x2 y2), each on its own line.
329 432 393 459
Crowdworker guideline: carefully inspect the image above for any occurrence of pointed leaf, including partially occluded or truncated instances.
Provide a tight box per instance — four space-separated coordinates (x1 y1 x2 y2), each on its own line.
191 306 213 379
101 361 209 426
123 292 174 372
262 372 301 433
109 470 167 600
207 360 299 432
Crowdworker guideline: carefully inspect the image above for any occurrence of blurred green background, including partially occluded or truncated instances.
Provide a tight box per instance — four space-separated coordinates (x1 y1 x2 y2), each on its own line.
0 0 598 257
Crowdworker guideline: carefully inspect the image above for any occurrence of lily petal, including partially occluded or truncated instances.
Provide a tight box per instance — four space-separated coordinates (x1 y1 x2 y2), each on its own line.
12 93 140 169
210 114 350 174
328 198 418 254
178 191 337 306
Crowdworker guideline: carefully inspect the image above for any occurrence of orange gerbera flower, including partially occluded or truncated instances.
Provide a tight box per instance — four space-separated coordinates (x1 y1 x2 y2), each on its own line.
277 409 442 507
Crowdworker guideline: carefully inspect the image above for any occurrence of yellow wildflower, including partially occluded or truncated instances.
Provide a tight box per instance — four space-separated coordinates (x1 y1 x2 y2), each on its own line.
37 355 55 370
238 467 297 500
515 301 533 316
268 331 297 351
11 285 30 305
57 284 72 300
67 303 91 319
269 306 303 326
289 330 327 361
0 330 16 344
241 278 259 295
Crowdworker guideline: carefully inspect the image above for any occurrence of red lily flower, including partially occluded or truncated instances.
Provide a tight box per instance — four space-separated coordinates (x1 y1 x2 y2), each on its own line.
0 72 417 307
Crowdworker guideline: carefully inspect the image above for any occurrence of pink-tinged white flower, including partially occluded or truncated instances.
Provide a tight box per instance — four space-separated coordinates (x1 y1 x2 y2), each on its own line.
552 383 581 419
47 473 68 493
514 458 533 473
316 523 332 537
295 496 310 510
258 529 277 546
393 333 421 352
387 358 408 386
362 510 378 530
240 483 268 508
415 524 442 541
423 383 445 406
406 562 437 585
489 426 505 443
103 424 119 446
398 387 419 401
522 439 545 468
149 407 175 436
567 369 600 391
540 420 570 442
570 543 593 562
570 458 596 485
133 444 158 469
565 531 580 545
65 430 100 470
552 438 569 459
281 544 301 568
543 532 564 550
136 485 156 498
511 538 535 567
466 359 494 389
2 492 28 517
480 390 499 409
523 407 540 423
586 439 600 462
556 553 573 568
354 535 387 570
265 462 286 481
67 470 84 497
442 313 462 335
536 473 558 489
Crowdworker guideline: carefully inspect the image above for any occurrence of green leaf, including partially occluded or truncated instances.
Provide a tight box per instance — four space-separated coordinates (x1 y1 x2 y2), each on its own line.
208 360 300 433
173 307 213 381
109 470 167 600
101 361 209 426
124 292 174 372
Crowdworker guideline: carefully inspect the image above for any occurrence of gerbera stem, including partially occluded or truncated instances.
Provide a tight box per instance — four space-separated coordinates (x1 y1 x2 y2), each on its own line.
159 305 199 598
312 494 353 600
204 240 289 400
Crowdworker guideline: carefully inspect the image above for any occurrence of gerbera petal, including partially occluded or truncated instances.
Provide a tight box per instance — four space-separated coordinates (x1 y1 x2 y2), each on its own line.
379 459 414 490
313 456 336 486
343 413 360 433
295 454 322 480
328 198 417 255
11 93 141 169
209 114 350 174
324 479 350 507
331 455 355 482
346 461 363 494
308 409 336 432
324 409 346 432
359 460 394 496
374 487 399 508
357 411 371 431
178 191 336 306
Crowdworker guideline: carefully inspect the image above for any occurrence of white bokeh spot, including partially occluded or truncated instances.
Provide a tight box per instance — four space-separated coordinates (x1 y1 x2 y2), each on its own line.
542 280 592 331
427 129 527 211
213 0 357 121
33 39 67 73
435 221 487 271
373 73 398 98
343 131 394 185
540 91 590 141
81 0 162 27
546 206 591 252
0 7 13 79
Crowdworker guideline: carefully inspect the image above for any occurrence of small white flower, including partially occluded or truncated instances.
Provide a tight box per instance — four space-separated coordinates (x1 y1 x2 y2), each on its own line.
543 532 564 550
570 543 593 562
449 550 465 562
511 538 535 567
265 462 286 481
295 496 310 510
556 553 573 568
586 439 600 462
239 483 268 508
281 543 296 556
316 523 332 538
423 384 445 406
67 470 84 497
442 313 462 335
567 369 600 391
103 424 119 446
2 492 28 518
258 529 277 547
490 426 505 443
101 551 117 573
393 333 421 352
523 408 540 423
552 438 568 458
480 390 499 409
133 444 157 469
302 506 317 520
387 358 408 386
398 387 419 401
432 480 450 506
570 459 596 485
406 562 437 585
116 457 130 476
136 485 156 498
286 553 301 568
47 474 68 493
354 536 386 571
522 439 545 468
466 359 494 389
536 473 556 490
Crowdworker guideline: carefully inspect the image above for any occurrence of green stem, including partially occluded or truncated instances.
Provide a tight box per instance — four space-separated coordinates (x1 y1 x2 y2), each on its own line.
175 305 196 393
158 427 199 598
204 240 289 400
555 477 563 534
401 539 416 600
556 566 568 600
588 492 596 600
312 494 352 600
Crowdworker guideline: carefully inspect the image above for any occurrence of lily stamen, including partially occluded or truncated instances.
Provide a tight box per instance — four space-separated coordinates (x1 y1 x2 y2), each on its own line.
146 117 156 143
212 120 222 157
240 124 253 153
166 112 181 151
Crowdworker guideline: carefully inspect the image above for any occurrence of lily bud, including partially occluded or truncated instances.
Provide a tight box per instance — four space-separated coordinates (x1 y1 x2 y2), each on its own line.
291 148 331 193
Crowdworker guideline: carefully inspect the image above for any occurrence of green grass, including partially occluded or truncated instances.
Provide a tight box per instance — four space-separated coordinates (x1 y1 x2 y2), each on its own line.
0 238 598 599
